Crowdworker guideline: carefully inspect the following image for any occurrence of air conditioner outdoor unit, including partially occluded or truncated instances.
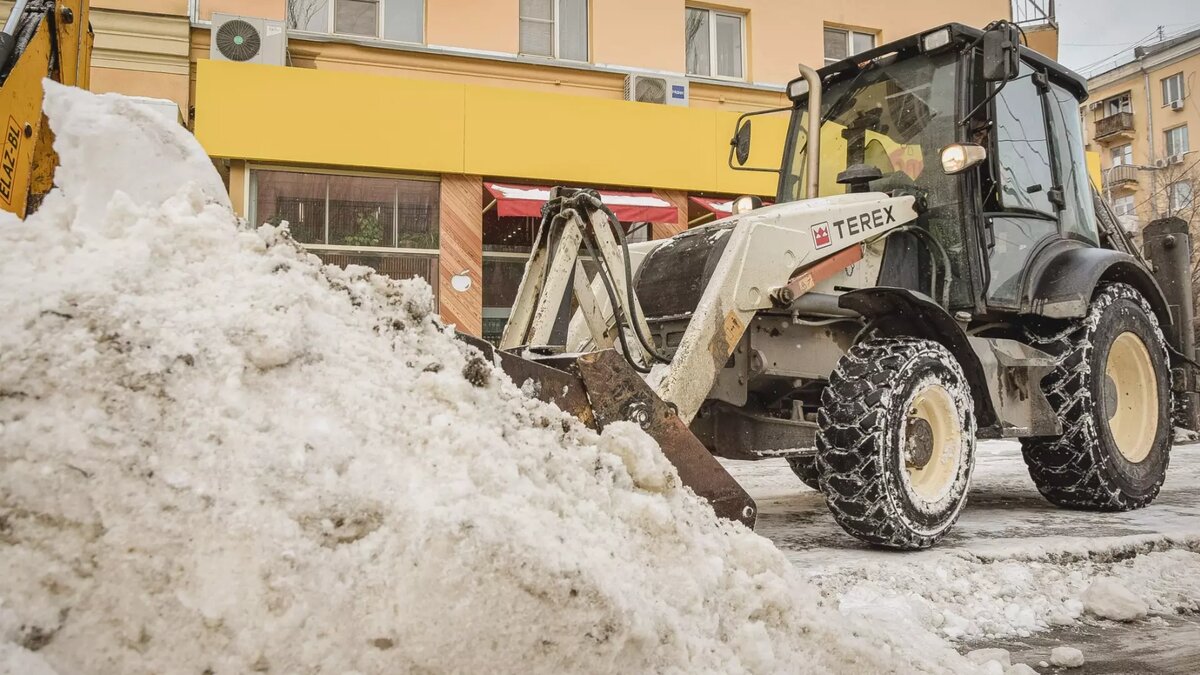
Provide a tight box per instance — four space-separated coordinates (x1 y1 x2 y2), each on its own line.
1169 154 1186 165
624 74 689 107
1171 99 1186 111
1154 158 1170 169
210 13 286 66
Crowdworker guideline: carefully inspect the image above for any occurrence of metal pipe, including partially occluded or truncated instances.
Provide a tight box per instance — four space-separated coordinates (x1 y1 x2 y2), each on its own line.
2 0 29 36
0 0 30 73
797 64 822 199
786 292 860 317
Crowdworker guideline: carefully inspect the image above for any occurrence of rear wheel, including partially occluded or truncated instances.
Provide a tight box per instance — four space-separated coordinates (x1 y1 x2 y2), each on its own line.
1021 283 1172 510
816 338 976 549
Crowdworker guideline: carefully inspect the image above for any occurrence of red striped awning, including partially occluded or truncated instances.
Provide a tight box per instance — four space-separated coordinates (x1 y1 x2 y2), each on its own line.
689 196 773 216
484 182 679 223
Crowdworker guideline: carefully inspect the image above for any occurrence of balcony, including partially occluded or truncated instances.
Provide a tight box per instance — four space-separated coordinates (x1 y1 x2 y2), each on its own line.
1103 164 1140 190
1095 112 1135 142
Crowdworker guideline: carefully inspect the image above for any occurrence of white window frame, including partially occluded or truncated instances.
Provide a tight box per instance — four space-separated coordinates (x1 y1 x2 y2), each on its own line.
823 26 877 66
1169 181 1194 213
1163 72 1185 107
1110 143 1132 166
519 0 589 62
1165 124 1189 158
684 7 747 81
1103 92 1131 117
1112 194 1135 217
247 163 441 258
288 0 425 45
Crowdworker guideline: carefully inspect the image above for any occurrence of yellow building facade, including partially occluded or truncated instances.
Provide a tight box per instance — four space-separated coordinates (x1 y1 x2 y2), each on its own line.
11 0 1058 337
1084 31 1200 234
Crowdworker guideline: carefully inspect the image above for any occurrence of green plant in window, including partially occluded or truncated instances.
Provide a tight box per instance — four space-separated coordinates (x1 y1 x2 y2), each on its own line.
396 230 439 249
341 211 385 247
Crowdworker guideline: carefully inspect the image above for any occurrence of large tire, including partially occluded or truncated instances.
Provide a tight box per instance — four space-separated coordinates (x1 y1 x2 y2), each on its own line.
786 456 821 490
1021 283 1172 510
816 338 977 549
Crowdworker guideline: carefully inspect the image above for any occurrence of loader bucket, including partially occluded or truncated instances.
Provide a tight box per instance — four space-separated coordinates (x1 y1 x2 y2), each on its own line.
459 334 757 528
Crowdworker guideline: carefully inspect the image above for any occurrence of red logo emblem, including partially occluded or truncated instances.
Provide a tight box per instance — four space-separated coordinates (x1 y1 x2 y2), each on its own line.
812 222 832 249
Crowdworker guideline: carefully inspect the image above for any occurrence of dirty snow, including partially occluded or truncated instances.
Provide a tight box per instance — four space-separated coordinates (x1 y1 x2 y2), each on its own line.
727 440 1200 655
1049 646 1085 668
0 83 983 674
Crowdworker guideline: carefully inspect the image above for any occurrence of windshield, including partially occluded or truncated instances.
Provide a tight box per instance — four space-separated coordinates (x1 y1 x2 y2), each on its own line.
781 51 972 307
780 52 959 203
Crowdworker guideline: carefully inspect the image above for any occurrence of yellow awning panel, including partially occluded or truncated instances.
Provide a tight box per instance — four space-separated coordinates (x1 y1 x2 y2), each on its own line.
194 60 785 195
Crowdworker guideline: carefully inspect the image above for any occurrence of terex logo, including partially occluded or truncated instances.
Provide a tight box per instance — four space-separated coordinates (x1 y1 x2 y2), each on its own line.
811 222 832 249
831 206 897 238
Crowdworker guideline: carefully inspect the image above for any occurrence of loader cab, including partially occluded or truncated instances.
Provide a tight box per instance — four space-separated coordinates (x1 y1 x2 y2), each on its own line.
774 23 1093 317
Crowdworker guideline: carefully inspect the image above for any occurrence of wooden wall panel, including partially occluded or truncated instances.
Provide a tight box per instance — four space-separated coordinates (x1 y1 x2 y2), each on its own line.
439 174 484 335
653 189 689 239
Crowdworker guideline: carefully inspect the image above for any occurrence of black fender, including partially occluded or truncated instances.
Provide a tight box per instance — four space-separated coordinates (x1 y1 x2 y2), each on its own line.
1024 243 1174 341
839 287 998 427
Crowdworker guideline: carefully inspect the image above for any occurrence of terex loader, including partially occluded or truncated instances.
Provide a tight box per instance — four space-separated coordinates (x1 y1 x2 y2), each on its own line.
464 22 1199 549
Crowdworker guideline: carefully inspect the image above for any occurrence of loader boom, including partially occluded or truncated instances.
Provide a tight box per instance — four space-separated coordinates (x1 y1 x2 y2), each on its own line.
503 187 919 423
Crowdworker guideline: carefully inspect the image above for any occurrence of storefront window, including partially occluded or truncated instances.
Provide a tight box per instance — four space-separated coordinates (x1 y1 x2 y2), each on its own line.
250 168 440 302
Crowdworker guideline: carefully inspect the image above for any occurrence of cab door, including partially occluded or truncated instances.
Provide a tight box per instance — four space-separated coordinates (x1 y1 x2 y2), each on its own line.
983 66 1061 309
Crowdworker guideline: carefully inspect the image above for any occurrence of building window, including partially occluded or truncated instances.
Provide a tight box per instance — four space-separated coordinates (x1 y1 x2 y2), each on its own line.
1101 92 1131 117
1111 143 1133 166
1169 181 1194 213
249 167 440 300
1163 72 1185 106
824 26 876 66
1165 125 1189 158
685 7 745 80
287 0 424 44
519 0 588 61
1113 194 1136 217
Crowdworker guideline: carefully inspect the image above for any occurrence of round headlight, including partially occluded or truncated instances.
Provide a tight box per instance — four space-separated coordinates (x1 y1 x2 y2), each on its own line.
732 195 762 215
940 143 987 175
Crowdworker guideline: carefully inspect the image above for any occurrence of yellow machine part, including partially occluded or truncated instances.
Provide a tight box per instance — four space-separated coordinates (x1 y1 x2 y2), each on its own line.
0 0 92 218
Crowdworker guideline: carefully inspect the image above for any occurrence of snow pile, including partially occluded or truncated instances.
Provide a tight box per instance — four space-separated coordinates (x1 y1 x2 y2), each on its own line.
1080 578 1148 622
822 543 1200 640
0 83 973 674
1049 646 1084 668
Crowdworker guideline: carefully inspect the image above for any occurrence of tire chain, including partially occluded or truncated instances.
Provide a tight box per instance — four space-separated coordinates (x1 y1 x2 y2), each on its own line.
1020 283 1171 510
815 337 968 549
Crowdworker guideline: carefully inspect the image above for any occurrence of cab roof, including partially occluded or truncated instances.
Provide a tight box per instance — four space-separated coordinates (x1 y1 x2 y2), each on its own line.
789 22 1089 103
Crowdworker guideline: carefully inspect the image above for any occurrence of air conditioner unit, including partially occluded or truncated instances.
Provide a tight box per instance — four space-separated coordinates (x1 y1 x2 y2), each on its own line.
1155 158 1170 169
1169 154 1186 165
1088 101 1102 111
1171 99 1186 111
210 13 286 66
624 74 689 107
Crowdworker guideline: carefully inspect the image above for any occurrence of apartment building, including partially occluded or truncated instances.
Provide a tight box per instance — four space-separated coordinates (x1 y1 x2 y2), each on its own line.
17 0 1056 338
1085 30 1200 234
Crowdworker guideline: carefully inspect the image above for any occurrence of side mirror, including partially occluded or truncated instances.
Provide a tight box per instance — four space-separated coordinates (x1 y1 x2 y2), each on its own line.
982 23 1020 82
732 120 752 165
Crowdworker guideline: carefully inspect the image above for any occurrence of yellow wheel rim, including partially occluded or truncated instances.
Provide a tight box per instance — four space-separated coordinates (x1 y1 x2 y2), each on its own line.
1105 331 1158 463
904 384 961 501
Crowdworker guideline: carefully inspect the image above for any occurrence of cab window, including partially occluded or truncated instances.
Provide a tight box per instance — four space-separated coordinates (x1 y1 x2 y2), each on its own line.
991 70 1056 215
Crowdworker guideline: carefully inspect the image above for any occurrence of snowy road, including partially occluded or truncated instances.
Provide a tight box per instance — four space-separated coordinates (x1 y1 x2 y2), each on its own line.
726 441 1200 568
725 441 1200 671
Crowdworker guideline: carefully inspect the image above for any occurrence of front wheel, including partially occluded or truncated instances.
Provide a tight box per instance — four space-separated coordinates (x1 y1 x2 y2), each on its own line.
1020 283 1172 510
816 338 977 549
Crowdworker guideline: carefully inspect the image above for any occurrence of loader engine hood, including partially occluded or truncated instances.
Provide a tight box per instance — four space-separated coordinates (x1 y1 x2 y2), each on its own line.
636 192 918 321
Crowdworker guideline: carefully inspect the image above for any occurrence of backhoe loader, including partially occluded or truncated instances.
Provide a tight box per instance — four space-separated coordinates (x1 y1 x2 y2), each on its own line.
0 0 92 218
467 21 1199 549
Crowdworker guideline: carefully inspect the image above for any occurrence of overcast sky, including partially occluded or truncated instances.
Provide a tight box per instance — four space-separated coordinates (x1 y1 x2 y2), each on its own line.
1057 0 1200 75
